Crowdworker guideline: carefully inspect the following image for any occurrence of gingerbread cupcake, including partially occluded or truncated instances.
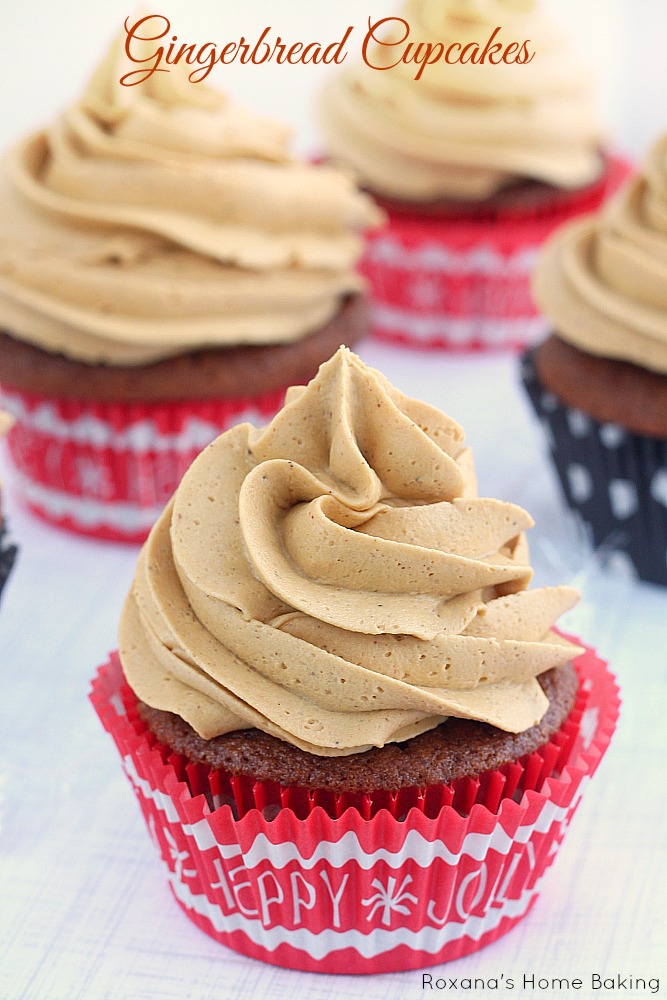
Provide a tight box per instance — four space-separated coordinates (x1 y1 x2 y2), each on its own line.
0 411 18 603
0 33 381 543
319 0 630 351
91 348 618 972
522 134 667 585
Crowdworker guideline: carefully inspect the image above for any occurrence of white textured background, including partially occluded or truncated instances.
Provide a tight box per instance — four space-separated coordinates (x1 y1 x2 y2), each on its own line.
1 3 666 1000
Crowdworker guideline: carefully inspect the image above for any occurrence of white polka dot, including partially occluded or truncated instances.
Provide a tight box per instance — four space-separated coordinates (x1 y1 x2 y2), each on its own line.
540 417 555 450
599 423 627 448
566 408 592 438
567 464 593 503
650 468 667 509
540 392 558 413
608 479 639 520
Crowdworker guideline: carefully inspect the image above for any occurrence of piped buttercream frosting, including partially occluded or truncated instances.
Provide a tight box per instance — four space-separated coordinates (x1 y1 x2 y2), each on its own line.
0 35 381 365
119 348 582 755
320 0 604 202
533 134 667 374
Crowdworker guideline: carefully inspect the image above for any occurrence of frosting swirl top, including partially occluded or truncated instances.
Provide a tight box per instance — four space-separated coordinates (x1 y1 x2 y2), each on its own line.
119 348 582 755
533 135 667 374
0 35 381 366
319 0 604 202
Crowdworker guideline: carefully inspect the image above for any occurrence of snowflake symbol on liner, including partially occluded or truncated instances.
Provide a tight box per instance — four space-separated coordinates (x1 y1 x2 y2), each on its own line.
75 454 113 499
361 874 418 927
163 826 197 883
409 274 443 309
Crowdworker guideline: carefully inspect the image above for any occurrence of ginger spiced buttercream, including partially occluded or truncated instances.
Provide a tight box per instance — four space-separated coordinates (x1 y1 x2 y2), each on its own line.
0 34 382 366
533 134 667 374
320 0 604 202
119 348 583 755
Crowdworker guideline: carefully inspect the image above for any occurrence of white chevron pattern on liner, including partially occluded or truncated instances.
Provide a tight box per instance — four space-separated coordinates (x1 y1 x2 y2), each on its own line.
11 468 164 532
122 750 588 870
367 239 540 275
121 756 242 856
164 859 550 960
372 305 549 345
0 390 271 451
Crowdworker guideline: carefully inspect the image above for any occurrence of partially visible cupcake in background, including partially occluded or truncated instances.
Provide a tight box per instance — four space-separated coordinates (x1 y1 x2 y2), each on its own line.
522 134 667 586
319 0 630 351
0 31 381 544
0 411 18 603
91 348 619 973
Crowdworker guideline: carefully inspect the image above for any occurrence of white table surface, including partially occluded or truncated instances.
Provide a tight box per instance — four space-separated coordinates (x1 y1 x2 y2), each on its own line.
1 342 665 1000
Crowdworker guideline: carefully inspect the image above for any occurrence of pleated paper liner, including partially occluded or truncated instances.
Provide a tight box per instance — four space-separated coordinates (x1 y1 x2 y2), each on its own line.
90 642 619 973
0 519 17 601
0 384 287 544
360 153 632 353
521 349 667 586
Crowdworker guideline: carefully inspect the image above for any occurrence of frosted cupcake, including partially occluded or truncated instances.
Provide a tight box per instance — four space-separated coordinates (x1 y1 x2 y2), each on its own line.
522 134 667 585
91 348 619 972
0 35 381 543
319 0 630 350
0 411 18 603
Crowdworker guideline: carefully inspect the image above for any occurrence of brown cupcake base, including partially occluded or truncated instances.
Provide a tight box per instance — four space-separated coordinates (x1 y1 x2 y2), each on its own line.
0 293 368 402
532 334 667 439
138 664 577 794
521 344 667 585
367 151 621 222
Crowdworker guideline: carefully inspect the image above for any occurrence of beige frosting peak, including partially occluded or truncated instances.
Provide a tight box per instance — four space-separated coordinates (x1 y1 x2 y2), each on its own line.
119 348 582 755
320 0 603 201
533 135 667 374
0 35 381 366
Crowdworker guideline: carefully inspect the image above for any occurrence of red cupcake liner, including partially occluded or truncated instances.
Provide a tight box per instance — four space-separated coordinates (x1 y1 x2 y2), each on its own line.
360 154 632 352
0 385 287 544
90 640 619 973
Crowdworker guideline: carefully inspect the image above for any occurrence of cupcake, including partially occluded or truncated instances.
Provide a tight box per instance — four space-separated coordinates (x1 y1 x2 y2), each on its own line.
319 0 630 351
91 348 619 972
0 33 381 543
0 411 18 602
522 134 667 586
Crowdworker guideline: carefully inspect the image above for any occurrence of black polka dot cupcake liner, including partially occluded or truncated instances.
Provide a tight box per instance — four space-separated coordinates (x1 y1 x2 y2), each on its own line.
520 350 667 587
0 519 17 603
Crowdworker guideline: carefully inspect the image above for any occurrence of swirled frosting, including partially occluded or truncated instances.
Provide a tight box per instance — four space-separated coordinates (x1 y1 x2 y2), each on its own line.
0 35 381 365
533 135 667 374
320 0 603 201
119 348 582 755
